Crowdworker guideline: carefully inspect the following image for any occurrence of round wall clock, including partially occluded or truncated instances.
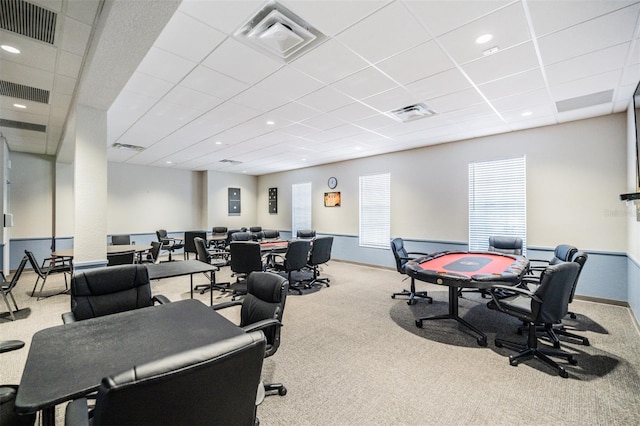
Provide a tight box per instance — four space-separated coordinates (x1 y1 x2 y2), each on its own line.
328 177 338 189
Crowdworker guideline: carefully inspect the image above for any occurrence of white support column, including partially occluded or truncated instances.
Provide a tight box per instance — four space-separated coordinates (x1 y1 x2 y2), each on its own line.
73 105 108 270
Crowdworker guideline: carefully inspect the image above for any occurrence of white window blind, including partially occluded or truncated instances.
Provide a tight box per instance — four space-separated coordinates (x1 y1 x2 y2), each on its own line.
292 182 312 236
359 173 390 249
469 156 526 255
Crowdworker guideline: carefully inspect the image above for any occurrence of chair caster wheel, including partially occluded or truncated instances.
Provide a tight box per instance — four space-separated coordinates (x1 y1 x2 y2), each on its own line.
415 320 423 328
553 341 561 349
407 299 416 306
583 338 590 346
278 386 287 396
391 295 396 299
568 357 577 365
495 340 503 348
508 356 518 366
477 337 487 347
559 369 569 378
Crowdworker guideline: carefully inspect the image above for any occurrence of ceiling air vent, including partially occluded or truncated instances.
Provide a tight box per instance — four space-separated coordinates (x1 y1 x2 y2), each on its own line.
555 89 614 113
219 159 243 165
388 103 437 123
0 80 50 104
0 118 46 132
234 0 326 63
112 142 145 152
0 0 57 44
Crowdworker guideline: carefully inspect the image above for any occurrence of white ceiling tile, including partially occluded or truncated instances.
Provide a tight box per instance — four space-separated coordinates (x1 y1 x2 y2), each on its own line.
300 113 345 131
477 68 546 100
181 65 249 99
428 88 486 113
162 85 223 113
52 74 77 96
255 67 325 101
202 38 282 85
178 0 264 34
376 40 454 84
270 101 321 123
337 1 431 63
231 86 290 112
508 115 557 132
550 70 623 102
0 106 48 123
500 103 557 123
296 86 353 112
361 87 420 112
436 2 530 64
30 0 62 12
353 113 398 131
66 0 101 25
56 51 83 79
329 102 379 121
407 68 472 101
136 47 196 84
491 88 553 113
290 39 369 84
0 60 54 89
331 66 397 99
537 5 640 65
462 42 539 85
153 11 226 62
556 103 614 122
60 17 92 56
121 71 174 100
0 31 57 72
108 92 158 142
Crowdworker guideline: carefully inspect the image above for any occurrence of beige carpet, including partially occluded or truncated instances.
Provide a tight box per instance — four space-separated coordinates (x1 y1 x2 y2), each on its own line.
2 260 639 425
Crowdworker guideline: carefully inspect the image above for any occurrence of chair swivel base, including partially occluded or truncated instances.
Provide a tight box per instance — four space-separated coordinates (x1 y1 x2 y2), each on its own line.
391 289 432 305
264 382 287 396
517 323 590 348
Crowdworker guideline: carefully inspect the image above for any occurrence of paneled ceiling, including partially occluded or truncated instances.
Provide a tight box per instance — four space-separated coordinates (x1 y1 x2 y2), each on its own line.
1 0 639 175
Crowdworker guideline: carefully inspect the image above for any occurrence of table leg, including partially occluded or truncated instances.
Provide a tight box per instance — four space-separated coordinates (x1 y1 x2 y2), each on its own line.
42 406 55 426
190 275 193 299
415 286 488 346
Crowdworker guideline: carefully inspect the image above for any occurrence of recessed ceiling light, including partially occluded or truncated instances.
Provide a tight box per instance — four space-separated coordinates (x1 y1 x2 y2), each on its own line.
521 111 533 117
13 104 26 109
266 120 275 125
1 45 20 54
166 161 173 165
215 141 222 145
301 158 307 162
475 34 493 44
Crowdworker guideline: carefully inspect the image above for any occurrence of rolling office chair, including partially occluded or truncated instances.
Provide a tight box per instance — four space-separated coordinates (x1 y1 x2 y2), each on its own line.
139 241 162 264
25 250 72 301
1 256 28 321
296 229 316 239
211 227 228 249
260 229 280 240
249 226 263 241
229 242 264 300
231 232 253 242
62 264 170 323
155 229 184 262
1 340 36 426
271 240 311 295
527 244 577 277
489 262 580 378
184 231 207 260
304 236 333 288
64 332 267 426
213 272 289 397
106 251 135 266
110 234 131 245
193 237 230 294
390 238 432 305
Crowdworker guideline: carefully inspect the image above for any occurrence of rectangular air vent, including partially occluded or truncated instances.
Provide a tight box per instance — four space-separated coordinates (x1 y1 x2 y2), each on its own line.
555 89 614 113
0 118 46 132
388 103 437 123
219 159 243 165
0 0 57 44
0 80 50 104
112 142 145 152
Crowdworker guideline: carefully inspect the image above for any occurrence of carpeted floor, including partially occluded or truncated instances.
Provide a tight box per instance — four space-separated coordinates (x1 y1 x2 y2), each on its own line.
2 259 639 425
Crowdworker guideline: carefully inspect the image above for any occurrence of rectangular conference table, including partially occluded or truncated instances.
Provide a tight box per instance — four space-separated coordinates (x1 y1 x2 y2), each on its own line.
15 299 244 426
146 260 221 306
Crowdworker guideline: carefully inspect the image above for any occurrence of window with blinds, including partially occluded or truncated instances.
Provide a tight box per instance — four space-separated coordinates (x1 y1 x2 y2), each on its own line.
359 173 390 249
468 156 526 255
292 182 312 236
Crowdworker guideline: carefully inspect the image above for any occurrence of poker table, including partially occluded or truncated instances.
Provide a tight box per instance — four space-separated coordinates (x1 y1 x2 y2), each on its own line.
259 240 289 253
405 251 529 346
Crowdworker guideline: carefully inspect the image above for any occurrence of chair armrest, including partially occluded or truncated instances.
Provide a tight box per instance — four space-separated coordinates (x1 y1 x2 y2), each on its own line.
0 340 25 354
241 318 282 334
211 300 243 311
65 398 90 426
152 295 171 305
406 252 430 258
61 312 77 324
490 284 534 297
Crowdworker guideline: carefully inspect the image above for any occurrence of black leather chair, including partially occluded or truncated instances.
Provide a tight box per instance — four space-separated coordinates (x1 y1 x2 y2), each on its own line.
64 331 267 426
271 240 311 295
1 340 36 426
1 256 28 321
193 237 230 294
229 242 264 300
184 230 207 260
488 236 523 255
211 227 228 249
139 241 162 264
249 226 262 241
156 229 184 262
231 231 253 242
110 234 131 245
260 229 280 240
106 251 135 266
25 250 72 300
305 236 333 288
296 229 316 239
489 262 580 378
213 272 289 396
61 264 170 323
528 244 577 276
390 238 432 305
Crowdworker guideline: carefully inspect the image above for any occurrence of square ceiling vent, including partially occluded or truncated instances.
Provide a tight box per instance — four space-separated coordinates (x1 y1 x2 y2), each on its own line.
234 1 326 63
387 103 437 123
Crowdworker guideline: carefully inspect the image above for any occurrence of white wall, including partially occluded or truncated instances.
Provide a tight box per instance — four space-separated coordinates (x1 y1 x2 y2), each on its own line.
206 171 258 230
259 114 627 252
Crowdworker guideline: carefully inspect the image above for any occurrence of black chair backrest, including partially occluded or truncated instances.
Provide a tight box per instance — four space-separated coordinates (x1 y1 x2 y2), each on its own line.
156 229 168 241
488 236 523 255
309 236 333 266
70 265 154 321
568 251 588 303
111 235 131 245
149 241 162 263
230 242 263 275
241 272 289 357
184 231 207 256
284 240 311 271
249 226 262 233
261 229 280 240
533 262 580 324
24 250 46 278
296 229 316 239
550 244 578 265
3 256 28 292
91 332 266 426
231 232 252 241
194 237 211 263
390 238 409 274
226 229 242 245
212 226 227 235
107 251 135 267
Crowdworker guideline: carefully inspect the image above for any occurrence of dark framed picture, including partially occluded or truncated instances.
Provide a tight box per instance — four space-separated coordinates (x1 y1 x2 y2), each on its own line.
269 187 278 214
228 187 241 216
324 192 341 207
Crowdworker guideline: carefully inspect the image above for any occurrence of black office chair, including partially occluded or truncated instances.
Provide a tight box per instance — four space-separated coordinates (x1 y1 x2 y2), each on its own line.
249 226 263 240
231 231 253 242
193 237 230 294
25 250 72 301
260 229 280 240
155 229 184 262
62 264 170 323
229 242 264 300
488 236 523 255
213 271 289 396
271 240 311 295
296 229 316 239
528 244 577 277
390 238 432 305
305 236 333 288
110 234 131 245
139 241 162 264
489 262 580 378
64 332 267 426
1 256 28 321
184 230 207 260
211 227 228 249
1 340 36 426
106 251 135 266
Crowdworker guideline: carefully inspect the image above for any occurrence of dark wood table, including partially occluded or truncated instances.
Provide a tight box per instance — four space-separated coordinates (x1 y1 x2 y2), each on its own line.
146 260 220 305
15 299 243 425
